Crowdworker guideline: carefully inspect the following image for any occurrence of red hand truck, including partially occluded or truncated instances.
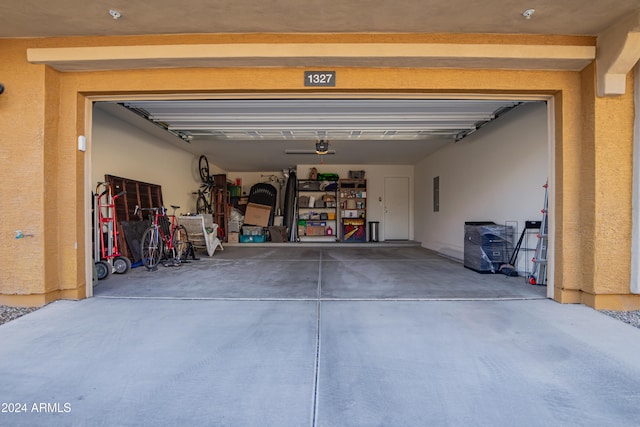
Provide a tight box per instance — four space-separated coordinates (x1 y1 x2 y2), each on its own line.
94 182 132 280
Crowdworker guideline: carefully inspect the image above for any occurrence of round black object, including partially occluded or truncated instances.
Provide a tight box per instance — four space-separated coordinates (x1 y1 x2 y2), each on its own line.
0 83 4 94
95 261 111 280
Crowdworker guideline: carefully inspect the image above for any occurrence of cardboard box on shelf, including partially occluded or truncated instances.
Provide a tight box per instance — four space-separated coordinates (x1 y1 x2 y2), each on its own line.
306 225 326 236
244 203 271 227
228 232 239 243
306 221 327 227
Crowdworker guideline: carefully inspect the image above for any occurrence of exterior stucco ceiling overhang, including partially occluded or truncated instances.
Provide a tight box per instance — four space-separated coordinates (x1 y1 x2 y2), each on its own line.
1 1 639 38
597 10 640 96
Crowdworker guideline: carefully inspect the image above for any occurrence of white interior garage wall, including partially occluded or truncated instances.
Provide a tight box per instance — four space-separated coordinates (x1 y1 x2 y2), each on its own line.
414 102 548 270
91 107 201 214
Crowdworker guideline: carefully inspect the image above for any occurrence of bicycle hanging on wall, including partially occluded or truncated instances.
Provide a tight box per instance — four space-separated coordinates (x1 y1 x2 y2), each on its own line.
193 155 214 214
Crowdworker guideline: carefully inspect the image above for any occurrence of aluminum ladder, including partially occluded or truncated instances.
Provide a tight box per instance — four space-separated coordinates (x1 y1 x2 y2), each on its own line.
529 181 548 285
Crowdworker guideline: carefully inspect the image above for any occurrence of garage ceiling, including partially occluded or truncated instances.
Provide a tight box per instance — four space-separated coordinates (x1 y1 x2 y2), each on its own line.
97 99 527 171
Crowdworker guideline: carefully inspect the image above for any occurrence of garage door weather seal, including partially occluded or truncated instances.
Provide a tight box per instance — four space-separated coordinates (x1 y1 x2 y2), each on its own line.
95 296 547 302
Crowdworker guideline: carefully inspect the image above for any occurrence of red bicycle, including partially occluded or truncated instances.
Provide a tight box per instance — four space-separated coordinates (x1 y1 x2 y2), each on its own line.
137 205 189 270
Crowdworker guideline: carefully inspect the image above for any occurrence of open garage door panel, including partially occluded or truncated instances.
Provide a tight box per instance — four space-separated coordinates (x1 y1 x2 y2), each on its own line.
115 99 525 172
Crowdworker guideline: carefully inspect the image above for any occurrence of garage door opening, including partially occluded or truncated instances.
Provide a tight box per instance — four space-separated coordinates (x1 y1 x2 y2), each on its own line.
88 95 553 300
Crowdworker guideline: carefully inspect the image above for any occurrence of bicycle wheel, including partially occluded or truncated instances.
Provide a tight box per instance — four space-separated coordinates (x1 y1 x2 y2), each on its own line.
199 155 210 183
196 193 208 214
172 225 189 260
140 227 162 270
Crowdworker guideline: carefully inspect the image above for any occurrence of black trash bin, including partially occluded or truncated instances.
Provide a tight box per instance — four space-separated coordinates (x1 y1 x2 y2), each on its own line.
369 221 380 242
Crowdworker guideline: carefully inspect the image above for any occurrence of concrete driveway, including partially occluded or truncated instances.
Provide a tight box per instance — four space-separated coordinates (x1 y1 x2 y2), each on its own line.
2 247 640 426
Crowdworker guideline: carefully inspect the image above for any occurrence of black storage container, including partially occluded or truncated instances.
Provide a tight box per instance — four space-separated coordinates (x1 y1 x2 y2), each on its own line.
464 222 513 273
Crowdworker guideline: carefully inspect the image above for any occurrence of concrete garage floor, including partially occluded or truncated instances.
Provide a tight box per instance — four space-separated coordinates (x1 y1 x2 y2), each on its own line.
2 247 640 426
93 246 547 300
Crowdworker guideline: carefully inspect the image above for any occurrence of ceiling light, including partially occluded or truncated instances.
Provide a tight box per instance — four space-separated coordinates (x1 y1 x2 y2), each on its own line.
285 149 336 155
522 9 535 19
315 140 329 155
109 9 122 20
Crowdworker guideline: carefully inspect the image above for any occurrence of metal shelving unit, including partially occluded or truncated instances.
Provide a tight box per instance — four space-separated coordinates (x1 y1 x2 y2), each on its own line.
296 180 338 242
339 179 367 242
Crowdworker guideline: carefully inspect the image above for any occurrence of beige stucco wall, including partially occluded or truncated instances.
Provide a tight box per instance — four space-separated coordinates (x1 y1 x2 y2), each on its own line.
1 41 56 303
0 34 636 309
579 63 639 309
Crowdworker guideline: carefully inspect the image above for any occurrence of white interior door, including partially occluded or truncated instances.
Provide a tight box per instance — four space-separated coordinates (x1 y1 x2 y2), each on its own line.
383 177 410 240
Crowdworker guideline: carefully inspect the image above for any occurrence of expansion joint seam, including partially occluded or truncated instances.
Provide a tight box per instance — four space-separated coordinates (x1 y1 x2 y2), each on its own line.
311 251 323 427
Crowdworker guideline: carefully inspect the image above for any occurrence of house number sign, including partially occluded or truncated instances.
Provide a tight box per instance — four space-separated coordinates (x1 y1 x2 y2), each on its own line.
304 71 336 87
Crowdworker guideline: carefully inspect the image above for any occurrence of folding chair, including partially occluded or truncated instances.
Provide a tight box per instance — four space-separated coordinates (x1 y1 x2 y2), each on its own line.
178 214 223 256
